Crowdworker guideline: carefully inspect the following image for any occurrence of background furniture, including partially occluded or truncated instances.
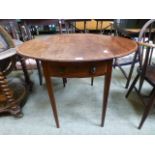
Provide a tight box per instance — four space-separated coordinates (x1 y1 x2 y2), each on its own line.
18 22 43 85
112 20 140 84
95 19 114 34
0 19 42 86
21 19 61 34
17 34 137 128
0 25 29 116
125 19 155 89
126 19 155 129
112 19 155 89
65 19 91 33
0 20 33 88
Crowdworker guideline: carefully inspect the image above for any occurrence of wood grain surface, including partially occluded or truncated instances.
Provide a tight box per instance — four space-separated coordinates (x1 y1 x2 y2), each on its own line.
16 34 137 62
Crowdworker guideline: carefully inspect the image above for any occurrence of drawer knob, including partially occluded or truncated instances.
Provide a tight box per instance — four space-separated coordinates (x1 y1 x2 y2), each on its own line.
90 67 96 74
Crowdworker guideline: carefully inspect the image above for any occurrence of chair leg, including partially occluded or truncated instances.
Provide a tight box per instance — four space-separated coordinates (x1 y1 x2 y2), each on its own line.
91 77 94 86
138 76 145 93
36 60 42 85
149 87 155 96
62 78 67 87
125 52 139 89
113 58 117 68
138 90 155 129
117 64 128 79
18 56 33 90
126 74 140 98
113 59 128 80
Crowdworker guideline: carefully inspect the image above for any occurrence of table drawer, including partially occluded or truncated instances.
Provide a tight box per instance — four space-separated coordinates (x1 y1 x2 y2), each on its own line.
42 60 112 78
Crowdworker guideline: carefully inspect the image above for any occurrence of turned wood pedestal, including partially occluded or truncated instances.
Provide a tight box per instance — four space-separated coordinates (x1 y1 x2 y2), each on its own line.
0 72 28 117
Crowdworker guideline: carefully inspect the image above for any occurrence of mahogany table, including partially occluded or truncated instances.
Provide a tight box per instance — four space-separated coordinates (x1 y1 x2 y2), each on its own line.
16 34 137 128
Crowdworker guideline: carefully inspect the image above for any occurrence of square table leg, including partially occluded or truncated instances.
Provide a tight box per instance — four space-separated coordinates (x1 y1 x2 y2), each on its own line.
101 61 112 127
42 63 60 128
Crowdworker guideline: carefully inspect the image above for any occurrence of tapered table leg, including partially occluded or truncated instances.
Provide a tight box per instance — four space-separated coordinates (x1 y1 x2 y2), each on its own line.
42 63 60 128
101 61 112 127
42 60 113 128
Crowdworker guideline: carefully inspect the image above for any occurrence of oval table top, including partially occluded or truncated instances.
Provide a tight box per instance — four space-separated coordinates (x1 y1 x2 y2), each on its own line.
16 34 138 62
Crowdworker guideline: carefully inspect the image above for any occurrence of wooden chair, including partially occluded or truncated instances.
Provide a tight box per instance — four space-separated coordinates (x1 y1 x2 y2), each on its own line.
126 22 155 129
112 19 155 90
0 22 33 88
125 19 155 89
0 21 42 85
0 21 34 87
0 25 30 116
126 41 155 129
0 20 21 40
18 23 43 85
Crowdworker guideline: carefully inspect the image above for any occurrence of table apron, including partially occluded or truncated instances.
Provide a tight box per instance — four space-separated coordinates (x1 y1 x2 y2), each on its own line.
42 60 113 78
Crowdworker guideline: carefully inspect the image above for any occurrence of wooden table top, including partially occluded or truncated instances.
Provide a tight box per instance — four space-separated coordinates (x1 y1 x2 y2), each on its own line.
16 34 137 62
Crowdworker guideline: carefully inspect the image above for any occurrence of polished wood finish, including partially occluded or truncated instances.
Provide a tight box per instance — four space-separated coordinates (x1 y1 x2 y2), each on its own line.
101 60 112 126
42 61 109 78
17 34 137 61
42 63 60 128
17 34 137 128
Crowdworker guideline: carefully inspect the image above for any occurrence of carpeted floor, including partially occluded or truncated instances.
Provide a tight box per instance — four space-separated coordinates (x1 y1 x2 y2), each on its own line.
0 65 155 135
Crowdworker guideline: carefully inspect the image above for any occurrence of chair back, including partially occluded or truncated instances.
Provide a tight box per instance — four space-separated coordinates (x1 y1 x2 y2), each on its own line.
19 24 33 41
0 21 20 40
139 45 154 78
137 19 155 69
0 26 16 75
113 19 133 38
